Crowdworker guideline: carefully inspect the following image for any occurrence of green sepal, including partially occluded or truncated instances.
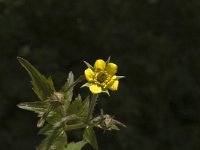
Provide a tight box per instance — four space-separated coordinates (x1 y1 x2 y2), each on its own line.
17 57 55 101
83 61 93 69
102 90 110 96
110 124 120 130
106 56 111 64
116 76 126 80
80 82 93 88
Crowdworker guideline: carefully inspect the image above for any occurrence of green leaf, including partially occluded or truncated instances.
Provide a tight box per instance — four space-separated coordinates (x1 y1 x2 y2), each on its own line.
67 95 90 118
65 141 87 150
67 94 82 115
17 101 48 115
46 107 64 125
83 127 98 150
38 129 68 150
80 96 90 117
61 71 74 92
37 107 52 128
38 124 54 135
61 72 74 112
17 57 55 101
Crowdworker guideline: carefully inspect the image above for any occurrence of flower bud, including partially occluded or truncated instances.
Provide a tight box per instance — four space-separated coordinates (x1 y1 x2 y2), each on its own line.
49 92 64 108
101 115 113 129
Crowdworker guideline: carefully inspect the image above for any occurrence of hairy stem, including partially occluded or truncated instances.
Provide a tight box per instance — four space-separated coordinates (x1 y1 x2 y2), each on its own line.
64 123 86 131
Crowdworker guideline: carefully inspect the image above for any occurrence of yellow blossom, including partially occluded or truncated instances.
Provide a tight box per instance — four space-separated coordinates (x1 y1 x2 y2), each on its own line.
83 58 123 94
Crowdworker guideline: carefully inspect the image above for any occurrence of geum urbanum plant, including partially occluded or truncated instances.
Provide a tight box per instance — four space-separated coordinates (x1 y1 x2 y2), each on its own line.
17 57 126 150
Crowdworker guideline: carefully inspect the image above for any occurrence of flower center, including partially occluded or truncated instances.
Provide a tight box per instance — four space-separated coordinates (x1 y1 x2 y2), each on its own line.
96 71 107 83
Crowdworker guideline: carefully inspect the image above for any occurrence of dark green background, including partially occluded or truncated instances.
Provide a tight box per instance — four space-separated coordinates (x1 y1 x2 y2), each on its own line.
1 0 200 149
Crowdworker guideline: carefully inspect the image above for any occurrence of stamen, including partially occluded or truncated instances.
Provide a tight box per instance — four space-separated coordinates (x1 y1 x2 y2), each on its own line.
97 72 107 83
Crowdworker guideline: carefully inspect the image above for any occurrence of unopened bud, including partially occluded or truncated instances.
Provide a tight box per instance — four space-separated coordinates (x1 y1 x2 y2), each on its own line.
50 92 64 108
100 115 114 130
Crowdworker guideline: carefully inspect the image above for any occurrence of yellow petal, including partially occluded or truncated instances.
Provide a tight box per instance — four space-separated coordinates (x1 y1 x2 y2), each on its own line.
89 84 102 94
108 80 119 91
106 63 118 75
94 59 106 71
84 68 94 81
106 75 117 87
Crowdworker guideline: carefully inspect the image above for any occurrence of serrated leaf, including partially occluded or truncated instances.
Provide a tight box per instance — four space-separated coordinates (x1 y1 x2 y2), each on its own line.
35 105 63 128
61 71 74 98
62 71 74 91
65 141 87 150
17 57 55 101
83 127 98 150
38 129 67 150
17 101 48 115
61 72 74 113
80 96 90 117
67 94 82 115
67 95 89 118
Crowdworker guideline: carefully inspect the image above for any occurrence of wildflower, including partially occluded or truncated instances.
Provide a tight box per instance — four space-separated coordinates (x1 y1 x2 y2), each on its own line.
82 58 124 94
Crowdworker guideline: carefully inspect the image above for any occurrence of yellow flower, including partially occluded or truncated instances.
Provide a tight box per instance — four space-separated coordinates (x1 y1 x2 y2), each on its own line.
83 58 124 94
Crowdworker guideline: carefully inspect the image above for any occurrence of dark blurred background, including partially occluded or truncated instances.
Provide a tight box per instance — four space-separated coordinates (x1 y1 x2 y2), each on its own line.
1 0 200 149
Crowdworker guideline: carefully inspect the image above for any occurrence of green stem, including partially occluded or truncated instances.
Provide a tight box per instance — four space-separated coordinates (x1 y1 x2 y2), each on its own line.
64 123 86 131
86 94 98 122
